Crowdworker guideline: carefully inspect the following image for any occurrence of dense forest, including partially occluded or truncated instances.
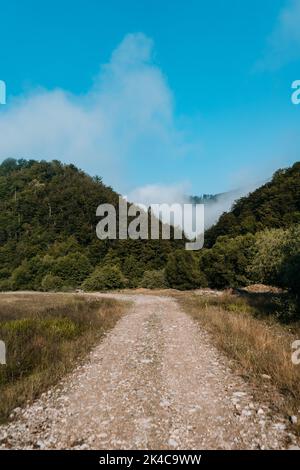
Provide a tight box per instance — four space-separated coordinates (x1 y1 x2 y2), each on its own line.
0 158 183 291
0 158 299 317
205 162 300 247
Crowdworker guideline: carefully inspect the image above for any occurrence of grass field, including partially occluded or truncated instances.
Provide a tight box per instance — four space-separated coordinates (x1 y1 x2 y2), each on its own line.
0 293 126 422
179 291 300 434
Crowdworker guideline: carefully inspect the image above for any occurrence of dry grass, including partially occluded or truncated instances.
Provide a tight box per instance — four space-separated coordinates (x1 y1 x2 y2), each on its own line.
0 293 126 422
179 292 300 432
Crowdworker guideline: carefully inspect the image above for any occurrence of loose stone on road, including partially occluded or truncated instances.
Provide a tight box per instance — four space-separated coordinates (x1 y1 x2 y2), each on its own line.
0 294 298 449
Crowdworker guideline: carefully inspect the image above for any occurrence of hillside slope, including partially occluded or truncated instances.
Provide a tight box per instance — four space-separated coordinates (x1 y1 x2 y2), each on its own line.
205 162 300 247
0 158 183 290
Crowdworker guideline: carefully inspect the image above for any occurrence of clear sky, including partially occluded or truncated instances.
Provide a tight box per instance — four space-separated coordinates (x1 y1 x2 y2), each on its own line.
0 0 299 197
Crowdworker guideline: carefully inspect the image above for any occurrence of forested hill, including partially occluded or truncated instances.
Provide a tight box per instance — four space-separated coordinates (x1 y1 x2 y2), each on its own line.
0 158 183 290
205 162 300 248
1 158 299 294
0 158 119 244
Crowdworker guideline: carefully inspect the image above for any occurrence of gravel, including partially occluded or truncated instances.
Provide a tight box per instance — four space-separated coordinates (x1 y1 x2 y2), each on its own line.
0 293 298 450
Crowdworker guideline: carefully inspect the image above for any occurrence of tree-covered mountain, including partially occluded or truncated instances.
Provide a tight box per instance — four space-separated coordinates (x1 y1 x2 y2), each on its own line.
205 162 300 248
0 158 299 304
0 158 184 290
197 162 300 318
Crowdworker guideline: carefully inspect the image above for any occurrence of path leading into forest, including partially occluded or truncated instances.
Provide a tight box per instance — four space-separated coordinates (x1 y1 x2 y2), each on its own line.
0 294 298 450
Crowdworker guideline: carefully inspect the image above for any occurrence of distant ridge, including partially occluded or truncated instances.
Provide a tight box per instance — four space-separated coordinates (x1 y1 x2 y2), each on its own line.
204 162 300 247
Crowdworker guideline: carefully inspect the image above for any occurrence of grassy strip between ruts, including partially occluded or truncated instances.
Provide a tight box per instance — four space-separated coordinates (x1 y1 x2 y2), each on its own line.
178 291 300 435
0 293 127 423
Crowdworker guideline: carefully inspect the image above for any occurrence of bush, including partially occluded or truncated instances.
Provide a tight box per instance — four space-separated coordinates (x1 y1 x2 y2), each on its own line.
165 250 206 290
10 256 53 290
280 253 300 296
10 261 34 290
53 253 92 287
249 225 300 293
82 265 126 291
249 228 287 286
278 225 300 295
140 269 167 289
47 236 82 258
122 255 143 288
200 234 255 289
0 268 10 280
41 274 64 292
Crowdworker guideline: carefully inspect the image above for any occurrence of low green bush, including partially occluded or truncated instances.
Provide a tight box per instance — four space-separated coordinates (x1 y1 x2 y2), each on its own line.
140 269 167 289
82 264 126 291
41 274 64 291
165 250 207 290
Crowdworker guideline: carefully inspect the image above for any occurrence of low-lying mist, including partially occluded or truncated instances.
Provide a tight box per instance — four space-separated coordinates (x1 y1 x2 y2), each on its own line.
127 181 260 238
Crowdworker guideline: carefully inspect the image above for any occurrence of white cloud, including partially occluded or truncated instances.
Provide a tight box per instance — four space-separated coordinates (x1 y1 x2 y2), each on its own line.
0 32 263 231
257 0 300 69
127 182 189 206
127 181 257 233
202 187 255 229
0 33 200 190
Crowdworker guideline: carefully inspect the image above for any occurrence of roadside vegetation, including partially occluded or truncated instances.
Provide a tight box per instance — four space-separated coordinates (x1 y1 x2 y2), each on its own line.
0 159 299 425
0 160 299 311
179 291 300 433
0 293 126 422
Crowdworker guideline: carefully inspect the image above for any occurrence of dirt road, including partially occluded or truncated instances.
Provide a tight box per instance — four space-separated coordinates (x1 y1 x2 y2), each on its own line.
0 294 297 449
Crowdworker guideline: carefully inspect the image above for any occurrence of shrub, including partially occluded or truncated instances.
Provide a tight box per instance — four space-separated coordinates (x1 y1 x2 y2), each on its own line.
200 234 255 289
41 274 64 292
0 279 11 292
280 253 300 296
53 253 92 287
278 225 300 295
82 265 126 291
0 268 10 280
140 269 167 289
249 228 287 285
10 256 53 290
122 255 143 288
248 225 300 319
47 236 82 258
249 225 300 293
10 261 34 290
165 250 206 290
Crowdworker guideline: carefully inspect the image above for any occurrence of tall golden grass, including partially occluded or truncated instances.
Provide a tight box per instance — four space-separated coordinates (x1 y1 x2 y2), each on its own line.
180 293 300 433
0 293 126 422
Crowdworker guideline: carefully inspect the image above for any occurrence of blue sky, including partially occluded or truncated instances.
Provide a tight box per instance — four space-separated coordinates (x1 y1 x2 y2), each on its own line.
0 0 300 197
